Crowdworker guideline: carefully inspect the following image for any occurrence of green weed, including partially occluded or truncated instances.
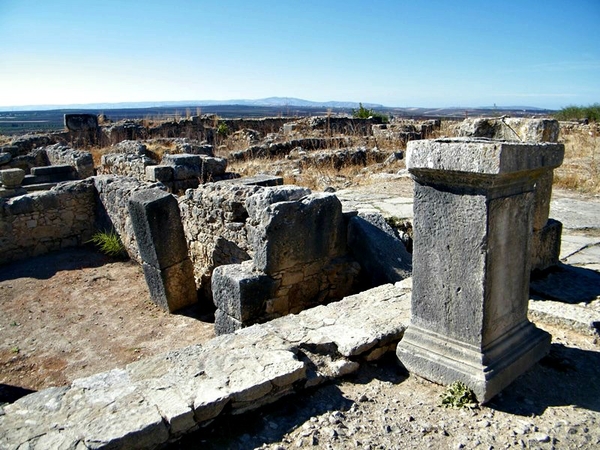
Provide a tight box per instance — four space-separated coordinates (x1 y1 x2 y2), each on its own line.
88 230 127 258
440 381 478 408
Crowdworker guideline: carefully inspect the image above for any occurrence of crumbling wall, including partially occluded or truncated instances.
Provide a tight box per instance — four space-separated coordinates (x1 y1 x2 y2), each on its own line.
0 179 96 264
99 152 155 179
178 183 263 300
212 185 361 334
43 144 95 179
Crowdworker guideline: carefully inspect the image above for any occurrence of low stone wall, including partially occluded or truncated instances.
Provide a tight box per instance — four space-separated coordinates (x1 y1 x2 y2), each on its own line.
43 144 94 179
0 180 96 264
0 284 410 450
98 152 155 179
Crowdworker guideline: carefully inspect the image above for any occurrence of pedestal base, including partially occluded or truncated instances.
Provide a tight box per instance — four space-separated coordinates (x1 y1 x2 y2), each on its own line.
396 321 551 403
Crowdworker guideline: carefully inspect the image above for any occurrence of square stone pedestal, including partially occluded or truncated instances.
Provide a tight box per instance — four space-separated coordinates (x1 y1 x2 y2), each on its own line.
397 138 564 403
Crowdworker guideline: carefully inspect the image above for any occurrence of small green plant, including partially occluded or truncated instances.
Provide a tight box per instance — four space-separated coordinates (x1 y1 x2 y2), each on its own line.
11 347 20 354
440 381 478 408
88 230 127 258
352 103 389 123
216 122 230 137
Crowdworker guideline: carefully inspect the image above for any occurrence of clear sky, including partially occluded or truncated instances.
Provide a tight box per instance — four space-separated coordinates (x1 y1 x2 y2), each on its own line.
0 0 599 109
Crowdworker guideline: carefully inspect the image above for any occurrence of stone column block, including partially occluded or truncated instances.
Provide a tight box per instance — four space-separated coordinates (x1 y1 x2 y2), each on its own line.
397 138 564 403
129 188 197 312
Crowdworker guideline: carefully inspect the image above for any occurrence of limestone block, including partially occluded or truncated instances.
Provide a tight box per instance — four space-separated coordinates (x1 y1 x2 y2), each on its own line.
0 151 11 165
214 308 244 335
199 156 227 180
217 174 284 187
64 113 99 131
532 170 554 231
347 213 411 286
0 168 25 188
245 185 311 219
458 118 560 142
249 191 346 273
406 138 564 175
128 188 189 269
212 263 275 322
142 260 197 312
531 219 562 272
145 164 173 182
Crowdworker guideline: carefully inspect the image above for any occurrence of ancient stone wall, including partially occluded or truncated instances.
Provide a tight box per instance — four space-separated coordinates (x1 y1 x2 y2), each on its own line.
43 144 95 179
211 185 362 334
0 180 96 264
93 175 165 263
178 183 263 301
98 152 155 180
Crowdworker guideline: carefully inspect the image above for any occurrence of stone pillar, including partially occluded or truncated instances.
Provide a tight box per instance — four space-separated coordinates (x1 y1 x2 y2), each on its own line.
396 138 564 403
128 188 197 312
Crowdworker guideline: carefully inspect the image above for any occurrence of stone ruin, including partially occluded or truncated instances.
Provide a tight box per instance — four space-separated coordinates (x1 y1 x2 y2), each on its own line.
0 116 571 448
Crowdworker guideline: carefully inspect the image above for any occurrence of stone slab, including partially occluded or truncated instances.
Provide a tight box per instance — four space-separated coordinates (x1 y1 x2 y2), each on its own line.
0 284 411 449
128 188 189 269
347 213 412 286
217 174 284 187
550 195 600 230
211 263 275 322
407 138 564 175
142 260 197 312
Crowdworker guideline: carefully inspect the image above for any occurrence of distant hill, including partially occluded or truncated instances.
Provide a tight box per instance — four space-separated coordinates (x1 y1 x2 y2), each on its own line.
0 97 384 112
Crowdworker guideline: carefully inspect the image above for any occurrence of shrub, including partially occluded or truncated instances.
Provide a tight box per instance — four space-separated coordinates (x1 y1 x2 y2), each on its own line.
440 381 478 408
554 104 600 122
89 230 127 258
352 103 389 123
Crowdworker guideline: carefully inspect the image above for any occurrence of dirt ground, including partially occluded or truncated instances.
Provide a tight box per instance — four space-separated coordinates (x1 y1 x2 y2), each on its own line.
0 247 214 402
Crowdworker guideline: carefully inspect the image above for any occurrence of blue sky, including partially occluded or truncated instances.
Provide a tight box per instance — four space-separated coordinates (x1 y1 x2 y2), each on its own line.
0 0 599 109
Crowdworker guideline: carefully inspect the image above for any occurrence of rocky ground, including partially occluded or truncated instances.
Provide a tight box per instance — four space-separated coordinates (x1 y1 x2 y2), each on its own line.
167 319 599 450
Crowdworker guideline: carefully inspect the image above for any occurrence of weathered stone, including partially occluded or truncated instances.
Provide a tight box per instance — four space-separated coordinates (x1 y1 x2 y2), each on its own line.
113 140 147 155
212 263 276 323
128 189 189 269
347 213 411 286
215 308 244 335
64 113 99 131
145 164 173 182
0 151 11 165
129 188 197 312
249 192 346 273
397 138 563 403
531 219 563 272
141 259 197 312
44 144 95 179
217 174 284 187
0 168 25 188
458 118 560 143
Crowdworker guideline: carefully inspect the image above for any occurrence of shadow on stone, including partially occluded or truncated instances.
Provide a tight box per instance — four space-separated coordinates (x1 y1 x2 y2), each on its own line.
531 263 600 304
487 343 600 416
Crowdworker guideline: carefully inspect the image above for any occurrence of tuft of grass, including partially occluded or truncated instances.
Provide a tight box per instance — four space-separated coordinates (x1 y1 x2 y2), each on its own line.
440 381 478 408
88 230 127 258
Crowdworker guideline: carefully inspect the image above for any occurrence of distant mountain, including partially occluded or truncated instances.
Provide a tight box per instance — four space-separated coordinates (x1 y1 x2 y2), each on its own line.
0 97 384 112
